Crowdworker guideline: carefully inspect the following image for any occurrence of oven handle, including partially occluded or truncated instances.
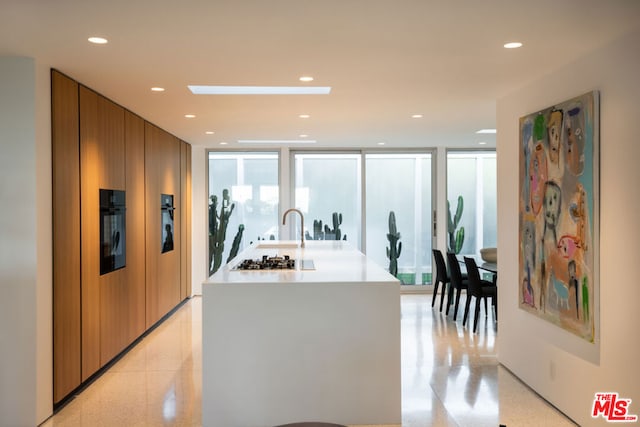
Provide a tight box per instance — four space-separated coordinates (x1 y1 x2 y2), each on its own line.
100 207 126 213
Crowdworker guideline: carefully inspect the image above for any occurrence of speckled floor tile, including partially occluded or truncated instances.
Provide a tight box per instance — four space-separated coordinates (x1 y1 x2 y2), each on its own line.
41 294 575 427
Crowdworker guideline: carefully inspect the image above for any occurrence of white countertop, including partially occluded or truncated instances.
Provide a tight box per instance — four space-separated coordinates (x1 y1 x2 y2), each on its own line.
205 240 399 285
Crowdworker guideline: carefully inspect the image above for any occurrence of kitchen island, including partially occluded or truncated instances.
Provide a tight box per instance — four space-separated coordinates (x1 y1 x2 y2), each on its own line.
202 240 401 427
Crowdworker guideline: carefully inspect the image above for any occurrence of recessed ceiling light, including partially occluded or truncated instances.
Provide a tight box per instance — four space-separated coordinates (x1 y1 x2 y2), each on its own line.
220 142 228 145
378 142 386 146
299 134 308 138
504 42 523 49
299 114 310 119
411 114 423 119
184 114 196 118
299 76 314 82
237 140 317 144
188 85 331 95
476 129 496 134
479 141 487 145
151 87 165 92
205 131 215 135
88 37 108 44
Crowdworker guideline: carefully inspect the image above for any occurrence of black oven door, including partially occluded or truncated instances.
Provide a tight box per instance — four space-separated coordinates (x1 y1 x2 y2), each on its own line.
100 189 126 275
161 194 175 253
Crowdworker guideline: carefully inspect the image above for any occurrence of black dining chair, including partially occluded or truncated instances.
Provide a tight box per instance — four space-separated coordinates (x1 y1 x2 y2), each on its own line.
431 249 450 312
446 252 469 320
463 256 497 333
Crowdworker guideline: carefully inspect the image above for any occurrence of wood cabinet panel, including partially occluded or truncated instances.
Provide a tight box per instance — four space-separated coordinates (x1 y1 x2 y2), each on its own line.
79 86 126 379
145 123 181 327
123 111 146 344
52 70 81 403
98 110 147 363
180 141 192 299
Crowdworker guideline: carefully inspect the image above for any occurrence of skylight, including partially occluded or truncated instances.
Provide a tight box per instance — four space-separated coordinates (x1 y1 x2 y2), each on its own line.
188 85 331 95
237 140 317 144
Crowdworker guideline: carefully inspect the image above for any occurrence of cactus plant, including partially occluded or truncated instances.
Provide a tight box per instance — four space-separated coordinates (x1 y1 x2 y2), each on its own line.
227 224 244 263
251 234 275 245
386 211 402 277
304 213 347 241
305 219 325 240
209 189 235 276
324 212 347 240
255 234 275 241
447 195 465 254
314 219 325 240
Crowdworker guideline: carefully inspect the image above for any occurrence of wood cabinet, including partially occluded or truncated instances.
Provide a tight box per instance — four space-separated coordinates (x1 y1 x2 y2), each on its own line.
52 70 81 403
145 122 181 327
79 85 127 379
52 71 191 404
181 141 192 299
123 111 147 347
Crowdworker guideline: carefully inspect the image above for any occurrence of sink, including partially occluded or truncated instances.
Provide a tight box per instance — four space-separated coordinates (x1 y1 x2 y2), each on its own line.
255 243 300 249
300 259 315 270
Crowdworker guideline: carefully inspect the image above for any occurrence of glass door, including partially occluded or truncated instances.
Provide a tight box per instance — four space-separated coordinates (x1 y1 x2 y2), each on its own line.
365 152 434 286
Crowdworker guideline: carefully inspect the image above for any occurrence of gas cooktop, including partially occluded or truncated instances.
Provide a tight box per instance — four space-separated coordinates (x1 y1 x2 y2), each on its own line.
234 255 296 270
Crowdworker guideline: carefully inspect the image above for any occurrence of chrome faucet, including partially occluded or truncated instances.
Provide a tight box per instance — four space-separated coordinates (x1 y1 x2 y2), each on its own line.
282 208 305 248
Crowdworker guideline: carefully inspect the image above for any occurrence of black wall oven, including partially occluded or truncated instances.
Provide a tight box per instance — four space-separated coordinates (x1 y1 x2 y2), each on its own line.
100 189 126 275
161 194 175 253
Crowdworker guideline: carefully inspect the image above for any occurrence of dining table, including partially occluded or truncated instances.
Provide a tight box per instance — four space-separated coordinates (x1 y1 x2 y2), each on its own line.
478 260 498 276
456 255 498 285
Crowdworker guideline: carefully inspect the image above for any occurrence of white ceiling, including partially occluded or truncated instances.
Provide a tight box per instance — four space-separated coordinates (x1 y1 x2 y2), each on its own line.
2 0 640 149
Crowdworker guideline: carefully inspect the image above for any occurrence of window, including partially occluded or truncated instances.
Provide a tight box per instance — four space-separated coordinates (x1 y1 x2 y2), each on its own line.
446 151 497 256
208 152 279 274
365 153 433 285
293 153 362 247
204 148 497 292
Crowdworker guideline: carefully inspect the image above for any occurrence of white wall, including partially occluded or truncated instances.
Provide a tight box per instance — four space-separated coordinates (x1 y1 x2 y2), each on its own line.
34 56 53 426
497 29 640 426
0 56 53 426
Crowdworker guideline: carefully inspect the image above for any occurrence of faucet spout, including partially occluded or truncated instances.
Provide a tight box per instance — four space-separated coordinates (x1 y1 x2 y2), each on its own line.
282 208 305 248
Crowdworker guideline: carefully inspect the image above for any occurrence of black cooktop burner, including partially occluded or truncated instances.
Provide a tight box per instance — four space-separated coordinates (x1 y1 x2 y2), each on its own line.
234 255 296 270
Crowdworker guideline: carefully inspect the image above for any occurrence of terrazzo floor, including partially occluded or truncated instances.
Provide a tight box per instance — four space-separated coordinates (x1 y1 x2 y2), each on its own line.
42 294 576 426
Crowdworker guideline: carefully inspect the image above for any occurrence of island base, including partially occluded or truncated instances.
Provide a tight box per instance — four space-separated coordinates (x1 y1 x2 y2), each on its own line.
203 281 401 427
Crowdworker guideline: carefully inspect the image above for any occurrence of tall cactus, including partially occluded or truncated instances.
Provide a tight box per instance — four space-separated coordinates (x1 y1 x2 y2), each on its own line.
227 224 244 263
209 189 235 275
386 211 402 277
447 195 465 254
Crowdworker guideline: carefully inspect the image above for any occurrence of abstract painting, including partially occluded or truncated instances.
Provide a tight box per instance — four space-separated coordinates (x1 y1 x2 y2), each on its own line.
519 91 598 342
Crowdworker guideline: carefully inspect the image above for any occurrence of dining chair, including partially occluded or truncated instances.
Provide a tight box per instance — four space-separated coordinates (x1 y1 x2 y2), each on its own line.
463 256 497 333
446 252 469 320
431 249 450 312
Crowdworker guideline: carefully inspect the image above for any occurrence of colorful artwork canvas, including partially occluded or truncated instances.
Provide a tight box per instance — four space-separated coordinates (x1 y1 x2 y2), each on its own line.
518 91 598 342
